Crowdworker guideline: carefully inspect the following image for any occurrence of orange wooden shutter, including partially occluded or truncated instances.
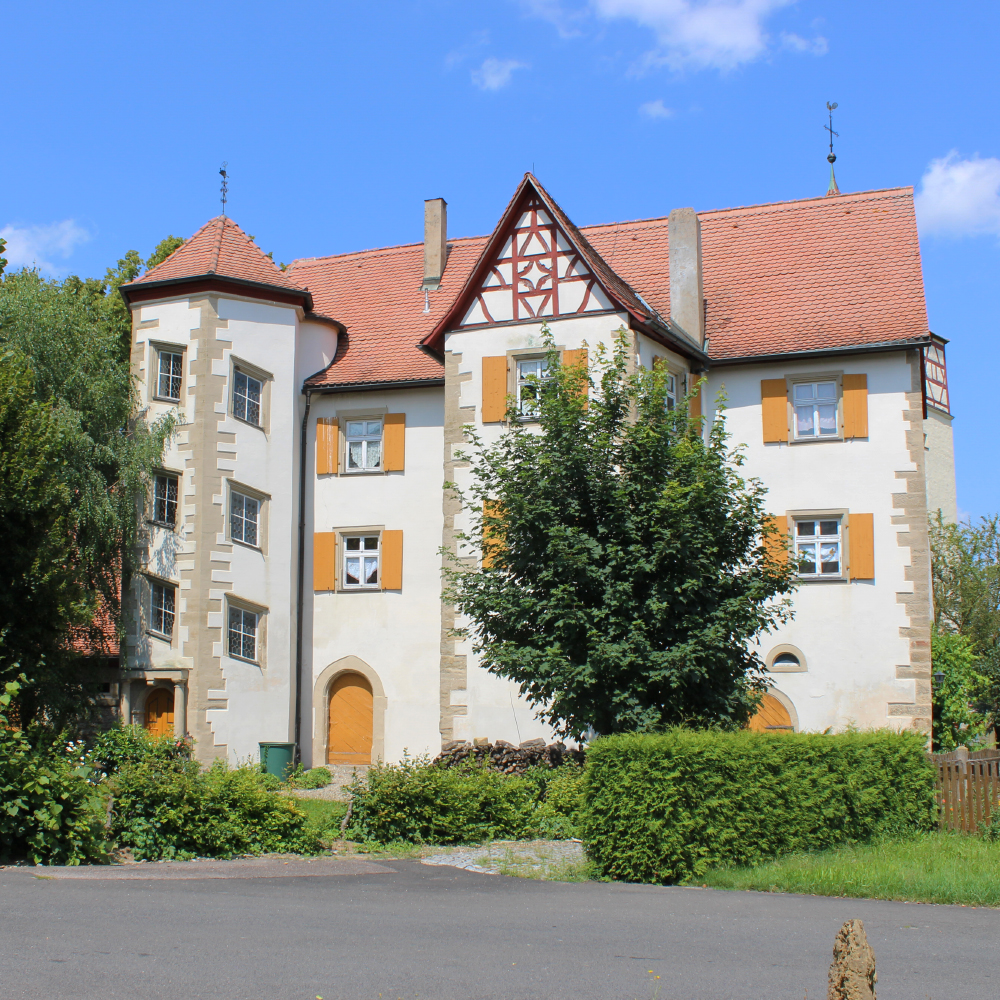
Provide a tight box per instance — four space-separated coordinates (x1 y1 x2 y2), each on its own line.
763 515 789 567
843 374 869 439
761 379 788 443
316 418 338 475
848 513 875 580
383 413 405 471
313 532 337 591
482 356 508 423
381 530 403 589
688 376 702 419
563 348 588 406
482 501 506 569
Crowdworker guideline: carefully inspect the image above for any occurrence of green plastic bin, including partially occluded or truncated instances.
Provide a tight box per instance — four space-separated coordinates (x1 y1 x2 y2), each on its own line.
259 742 296 780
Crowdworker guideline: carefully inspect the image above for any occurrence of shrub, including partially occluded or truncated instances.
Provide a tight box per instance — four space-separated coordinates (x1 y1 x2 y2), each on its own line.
582 729 937 884
346 755 583 844
88 724 193 778
0 680 107 865
109 758 321 860
281 765 332 790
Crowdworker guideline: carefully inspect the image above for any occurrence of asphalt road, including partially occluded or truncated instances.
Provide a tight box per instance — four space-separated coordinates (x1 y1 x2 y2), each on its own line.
1 856 997 1000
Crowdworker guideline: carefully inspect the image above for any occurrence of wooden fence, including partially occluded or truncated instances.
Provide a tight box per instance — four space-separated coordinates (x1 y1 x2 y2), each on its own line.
931 747 1000 833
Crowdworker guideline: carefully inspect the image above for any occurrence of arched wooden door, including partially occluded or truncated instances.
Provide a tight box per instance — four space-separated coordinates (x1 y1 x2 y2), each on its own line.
749 694 793 733
328 673 374 765
145 688 174 736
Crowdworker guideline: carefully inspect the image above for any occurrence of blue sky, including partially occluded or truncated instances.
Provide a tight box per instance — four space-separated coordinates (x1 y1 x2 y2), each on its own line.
5 1 999 517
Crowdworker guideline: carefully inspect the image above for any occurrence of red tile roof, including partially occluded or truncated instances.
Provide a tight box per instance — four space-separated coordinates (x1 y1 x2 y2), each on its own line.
583 186 929 361
126 216 307 295
218 184 930 389
69 602 119 658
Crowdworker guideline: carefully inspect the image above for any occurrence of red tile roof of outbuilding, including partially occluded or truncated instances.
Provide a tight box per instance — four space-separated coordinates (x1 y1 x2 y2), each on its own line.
126 216 307 295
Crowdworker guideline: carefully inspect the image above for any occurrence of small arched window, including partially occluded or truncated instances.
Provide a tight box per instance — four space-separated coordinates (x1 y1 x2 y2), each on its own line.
767 646 807 672
773 653 800 668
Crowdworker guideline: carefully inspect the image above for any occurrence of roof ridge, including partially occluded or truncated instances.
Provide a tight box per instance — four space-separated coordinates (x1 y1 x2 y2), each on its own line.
209 217 224 273
288 233 489 269
699 186 914 218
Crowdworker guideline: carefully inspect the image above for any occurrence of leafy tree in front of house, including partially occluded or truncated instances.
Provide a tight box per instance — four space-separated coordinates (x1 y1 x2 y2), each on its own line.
930 513 1000 742
0 239 182 726
446 328 796 738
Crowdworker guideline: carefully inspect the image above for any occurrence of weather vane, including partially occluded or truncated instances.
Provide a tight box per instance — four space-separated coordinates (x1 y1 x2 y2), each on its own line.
824 102 840 197
220 162 229 216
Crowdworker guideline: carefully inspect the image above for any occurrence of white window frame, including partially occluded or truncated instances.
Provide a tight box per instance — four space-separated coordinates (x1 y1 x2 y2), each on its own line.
344 418 384 473
233 369 263 427
515 356 550 417
151 473 178 527
791 379 840 441
665 371 678 411
342 533 381 590
230 490 260 548
155 348 184 402
793 516 844 579
227 605 259 663
149 581 176 639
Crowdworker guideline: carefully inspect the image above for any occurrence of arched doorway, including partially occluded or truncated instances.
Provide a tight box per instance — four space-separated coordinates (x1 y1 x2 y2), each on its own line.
749 693 794 732
145 687 174 736
327 673 374 765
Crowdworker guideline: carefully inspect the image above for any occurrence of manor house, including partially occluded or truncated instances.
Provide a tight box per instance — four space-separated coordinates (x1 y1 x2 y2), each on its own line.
118 174 955 764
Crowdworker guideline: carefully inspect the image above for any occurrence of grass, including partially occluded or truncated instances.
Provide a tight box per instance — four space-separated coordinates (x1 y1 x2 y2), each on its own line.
293 798 348 846
702 831 1000 906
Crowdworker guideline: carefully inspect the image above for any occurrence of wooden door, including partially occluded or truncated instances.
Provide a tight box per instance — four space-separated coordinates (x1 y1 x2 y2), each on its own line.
749 694 793 733
327 673 373 765
145 688 174 736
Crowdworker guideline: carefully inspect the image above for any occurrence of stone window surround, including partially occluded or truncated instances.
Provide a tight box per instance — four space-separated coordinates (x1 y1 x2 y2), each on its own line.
783 370 845 444
148 340 188 405
229 355 274 434
765 643 808 672
224 593 268 669
336 405 389 476
142 571 180 644
225 478 270 555
786 507 851 584
332 524 386 593
148 467 183 529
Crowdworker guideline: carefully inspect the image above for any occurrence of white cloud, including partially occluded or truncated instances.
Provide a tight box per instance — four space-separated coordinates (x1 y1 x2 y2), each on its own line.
471 57 528 91
639 98 675 119
915 152 1000 237
526 1 825 72
0 220 91 275
445 30 490 68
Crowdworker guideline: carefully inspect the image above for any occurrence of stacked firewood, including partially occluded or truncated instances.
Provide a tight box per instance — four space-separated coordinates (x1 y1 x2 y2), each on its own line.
433 737 585 774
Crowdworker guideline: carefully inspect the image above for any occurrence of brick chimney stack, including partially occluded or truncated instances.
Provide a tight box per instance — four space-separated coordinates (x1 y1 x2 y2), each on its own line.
668 207 705 347
422 198 448 291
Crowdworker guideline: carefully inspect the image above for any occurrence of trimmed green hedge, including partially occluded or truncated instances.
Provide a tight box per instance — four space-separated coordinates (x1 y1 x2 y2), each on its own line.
346 757 584 844
583 729 937 884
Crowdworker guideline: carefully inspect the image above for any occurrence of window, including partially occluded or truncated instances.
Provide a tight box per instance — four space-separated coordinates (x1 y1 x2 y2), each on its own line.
345 420 383 472
233 370 262 426
230 491 259 546
157 350 183 401
150 583 175 637
773 653 800 668
794 518 842 577
665 372 678 411
516 357 549 416
228 606 258 661
792 381 838 439
343 535 379 588
152 474 178 526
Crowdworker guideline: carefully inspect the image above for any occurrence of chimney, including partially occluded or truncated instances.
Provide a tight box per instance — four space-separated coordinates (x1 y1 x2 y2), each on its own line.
668 207 705 346
422 197 448 291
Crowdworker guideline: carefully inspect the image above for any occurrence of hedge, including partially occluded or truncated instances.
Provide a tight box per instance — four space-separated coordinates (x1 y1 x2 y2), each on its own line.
583 729 937 884
346 756 584 844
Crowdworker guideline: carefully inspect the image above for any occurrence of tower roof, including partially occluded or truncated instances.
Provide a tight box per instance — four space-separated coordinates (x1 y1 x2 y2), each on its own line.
122 216 311 307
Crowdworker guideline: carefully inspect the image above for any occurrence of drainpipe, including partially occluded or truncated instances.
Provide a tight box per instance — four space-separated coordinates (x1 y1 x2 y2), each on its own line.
293 388 313 764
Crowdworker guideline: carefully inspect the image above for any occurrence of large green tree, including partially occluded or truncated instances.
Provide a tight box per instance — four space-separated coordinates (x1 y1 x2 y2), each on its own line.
447 329 796 738
0 237 182 725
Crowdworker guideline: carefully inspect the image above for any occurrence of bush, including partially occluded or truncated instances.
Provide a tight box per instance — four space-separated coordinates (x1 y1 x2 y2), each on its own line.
0 680 107 865
109 758 322 860
281 765 332 790
582 729 937 884
88 724 193 778
346 755 584 844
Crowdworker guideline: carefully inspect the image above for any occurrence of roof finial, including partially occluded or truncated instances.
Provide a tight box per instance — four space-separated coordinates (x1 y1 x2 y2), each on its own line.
824 102 840 196
219 162 229 216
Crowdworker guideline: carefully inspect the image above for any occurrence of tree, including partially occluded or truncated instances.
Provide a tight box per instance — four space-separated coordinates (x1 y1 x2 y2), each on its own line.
930 626 989 751
0 241 180 725
447 329 796 738
930 513 1000 738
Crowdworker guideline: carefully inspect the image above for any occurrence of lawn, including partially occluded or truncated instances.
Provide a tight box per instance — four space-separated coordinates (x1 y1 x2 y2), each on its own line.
293 798 348 846
702 831 1000 906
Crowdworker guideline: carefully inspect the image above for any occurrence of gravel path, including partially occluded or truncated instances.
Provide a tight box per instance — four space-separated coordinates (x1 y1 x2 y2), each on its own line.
421 838 586 876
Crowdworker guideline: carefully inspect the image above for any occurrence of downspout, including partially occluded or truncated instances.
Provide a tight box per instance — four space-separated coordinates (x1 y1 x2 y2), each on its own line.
293 388 313 763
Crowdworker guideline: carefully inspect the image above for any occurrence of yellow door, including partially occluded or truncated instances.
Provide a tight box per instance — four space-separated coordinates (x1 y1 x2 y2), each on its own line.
749 694 793 732
328 673 373 765
145 688 174 736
